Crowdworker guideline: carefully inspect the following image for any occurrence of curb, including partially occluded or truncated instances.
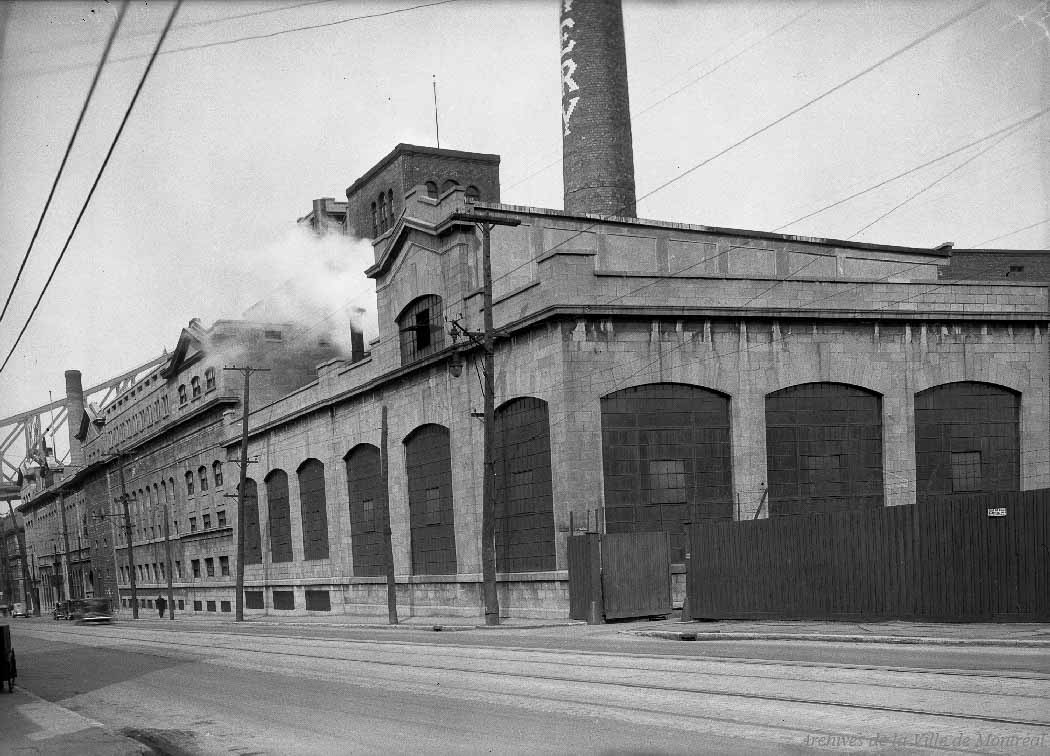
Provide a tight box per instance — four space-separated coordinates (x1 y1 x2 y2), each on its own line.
627 630 1050 647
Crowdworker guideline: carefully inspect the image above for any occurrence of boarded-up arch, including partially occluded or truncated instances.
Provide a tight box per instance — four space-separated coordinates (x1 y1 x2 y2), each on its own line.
494 397 555 573
601 383 733 562
345 444 386 576
404 424 456 575
265 469 293 563
297 459 330 560
915 381 1020 501
765 382 883 516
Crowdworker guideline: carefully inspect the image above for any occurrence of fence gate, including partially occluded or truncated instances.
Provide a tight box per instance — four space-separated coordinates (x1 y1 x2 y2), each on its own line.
568 531 671 622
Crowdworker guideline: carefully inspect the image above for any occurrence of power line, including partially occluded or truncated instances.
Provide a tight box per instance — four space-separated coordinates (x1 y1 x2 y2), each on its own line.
972 217 1050 248
0 1 183 378
10 0 465 79
771 106 1050 233
5 0 334 59
846 121 1027 240
0 1 128 327
636 1 992 214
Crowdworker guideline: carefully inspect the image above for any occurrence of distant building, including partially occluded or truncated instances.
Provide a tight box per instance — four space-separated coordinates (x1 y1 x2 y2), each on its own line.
18 318 342 617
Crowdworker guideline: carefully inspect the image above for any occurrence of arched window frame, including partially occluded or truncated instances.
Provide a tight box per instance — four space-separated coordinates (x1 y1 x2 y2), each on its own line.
204 367 216 392
191 376 202 399
198 465 209 491
396 294 444 365
185 470 195 496
212 460 223 487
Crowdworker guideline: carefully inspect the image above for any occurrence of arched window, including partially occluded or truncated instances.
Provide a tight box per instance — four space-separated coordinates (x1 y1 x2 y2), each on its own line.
204 367 216 392
298 459 330 560
185 471 195 496
915 382 1020 501
241 478 262 564
404 424 456 575
198 466 209 491
494 397 555 572
345 444 384 576
425 181 438 199
396 294 444 365
169 477 176 505
378 192 387 231
441 179 459 194
601 383 733 562
265 469 293 563
387 189 394 226
212 461 223 487
191 376 202 399
178 385 187 405
465 185 480 202
766 382 883 516
370 202 378 237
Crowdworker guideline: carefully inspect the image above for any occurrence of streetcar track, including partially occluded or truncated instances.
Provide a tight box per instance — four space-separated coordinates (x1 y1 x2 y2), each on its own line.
28 623 1050 681
22 625 1050 731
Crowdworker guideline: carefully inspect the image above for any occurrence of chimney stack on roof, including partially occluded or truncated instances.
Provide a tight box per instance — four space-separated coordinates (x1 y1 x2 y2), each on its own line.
560 0 637 217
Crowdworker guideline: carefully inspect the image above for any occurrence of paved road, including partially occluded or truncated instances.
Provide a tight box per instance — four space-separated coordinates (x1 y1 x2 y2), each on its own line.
6 621 1050 754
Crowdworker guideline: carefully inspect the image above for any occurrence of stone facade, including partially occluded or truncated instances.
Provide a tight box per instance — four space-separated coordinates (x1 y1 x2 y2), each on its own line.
209 179 1049 620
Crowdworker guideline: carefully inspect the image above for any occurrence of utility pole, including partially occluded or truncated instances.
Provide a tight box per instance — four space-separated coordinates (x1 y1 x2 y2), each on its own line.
8 500 35 615
224 365 269 622
380 405 397 625
116 453 138 619
59 491 73 599
162 492 174 619
446 210 520 626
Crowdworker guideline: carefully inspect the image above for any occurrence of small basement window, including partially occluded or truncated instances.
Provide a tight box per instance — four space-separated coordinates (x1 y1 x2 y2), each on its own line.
264 330 283 341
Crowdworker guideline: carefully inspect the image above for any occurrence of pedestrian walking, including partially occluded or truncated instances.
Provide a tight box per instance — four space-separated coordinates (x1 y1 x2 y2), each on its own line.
156 595 166 618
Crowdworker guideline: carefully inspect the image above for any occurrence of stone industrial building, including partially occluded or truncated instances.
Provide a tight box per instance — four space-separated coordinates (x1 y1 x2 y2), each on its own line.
15 0 1050 619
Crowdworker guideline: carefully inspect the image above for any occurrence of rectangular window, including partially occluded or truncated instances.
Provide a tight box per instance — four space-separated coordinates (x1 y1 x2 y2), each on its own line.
264 329 283 341
193 600 203 611
245 591 264 610
305 590 331 611
205 557 215 577
175 561 182 578
952 451 982 492
206 600 216 612
219 556 230 576
217 510 226 528
203 514 212 529
414 309 432 350
272 590 295 610
205 369 216 392
192 559 201 578
190 517 197 532
177 600 184 610
220 600 231 613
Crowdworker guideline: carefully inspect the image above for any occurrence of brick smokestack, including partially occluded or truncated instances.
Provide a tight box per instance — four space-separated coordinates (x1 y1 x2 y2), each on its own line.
560 0 637 217
64 369 86 467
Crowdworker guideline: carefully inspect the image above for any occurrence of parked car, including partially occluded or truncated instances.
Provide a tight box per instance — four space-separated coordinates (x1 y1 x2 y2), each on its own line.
11 603 27 618
73 598 113 625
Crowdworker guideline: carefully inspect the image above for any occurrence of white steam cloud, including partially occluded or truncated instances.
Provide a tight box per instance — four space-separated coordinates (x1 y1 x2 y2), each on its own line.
216 225 379 359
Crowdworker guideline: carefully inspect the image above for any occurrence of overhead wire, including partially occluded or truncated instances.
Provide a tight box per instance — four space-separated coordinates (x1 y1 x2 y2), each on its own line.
972 217 1050 248
845 122 1029 240
0 1 129 326
9 0 466 79
772 106 1050 234
0 1 183 378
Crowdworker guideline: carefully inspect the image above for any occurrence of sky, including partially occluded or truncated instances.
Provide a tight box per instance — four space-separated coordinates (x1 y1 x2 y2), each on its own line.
0 0 1048 459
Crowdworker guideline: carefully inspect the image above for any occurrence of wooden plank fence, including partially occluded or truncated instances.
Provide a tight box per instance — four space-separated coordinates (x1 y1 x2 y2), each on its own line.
687 489 1050 621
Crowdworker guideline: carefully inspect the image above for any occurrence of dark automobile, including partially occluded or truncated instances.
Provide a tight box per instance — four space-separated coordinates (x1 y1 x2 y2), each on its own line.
73 598 113 624
52 601 71 620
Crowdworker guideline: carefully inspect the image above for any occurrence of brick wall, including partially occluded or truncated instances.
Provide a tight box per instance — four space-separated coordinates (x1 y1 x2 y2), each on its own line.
940 249 1050 282
560 0 636 216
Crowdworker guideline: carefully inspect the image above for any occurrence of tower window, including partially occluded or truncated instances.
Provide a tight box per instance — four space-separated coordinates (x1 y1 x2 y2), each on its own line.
465 185 480 202
425 181 438 199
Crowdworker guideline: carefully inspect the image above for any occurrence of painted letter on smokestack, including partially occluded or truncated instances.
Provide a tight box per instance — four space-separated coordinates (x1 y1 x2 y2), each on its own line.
560 0 637 217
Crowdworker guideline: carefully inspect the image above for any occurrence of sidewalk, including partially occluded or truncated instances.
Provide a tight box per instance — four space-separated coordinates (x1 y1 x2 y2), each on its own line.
0 684 148 755
98 610 1050 647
